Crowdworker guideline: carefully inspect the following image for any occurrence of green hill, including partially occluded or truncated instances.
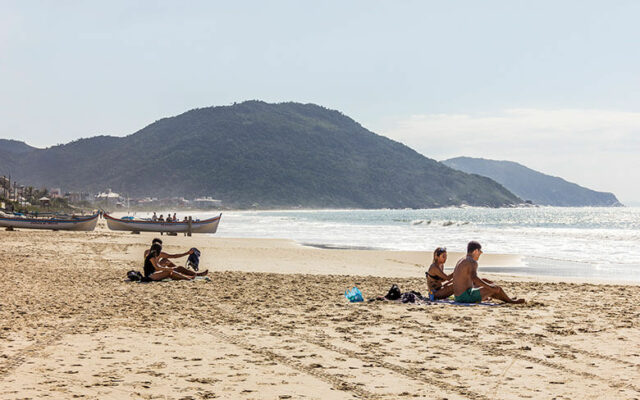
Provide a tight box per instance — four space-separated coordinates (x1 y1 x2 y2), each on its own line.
443 157 622 207
0 139 36 176
0 139 37 154
2 101 521 208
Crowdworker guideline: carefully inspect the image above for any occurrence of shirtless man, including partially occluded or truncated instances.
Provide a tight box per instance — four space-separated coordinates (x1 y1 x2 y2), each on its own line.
452 241 524 304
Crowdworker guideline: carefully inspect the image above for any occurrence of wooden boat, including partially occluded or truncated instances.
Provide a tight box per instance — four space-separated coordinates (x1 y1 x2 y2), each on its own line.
0 213 99 231
103 213 221 234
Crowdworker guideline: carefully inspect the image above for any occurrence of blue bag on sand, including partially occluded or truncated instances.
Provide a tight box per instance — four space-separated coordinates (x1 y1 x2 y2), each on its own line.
345 287 364 303
186 248 201 271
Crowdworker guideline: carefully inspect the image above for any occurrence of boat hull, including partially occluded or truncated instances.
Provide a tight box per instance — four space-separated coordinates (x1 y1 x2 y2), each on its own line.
0 213 99 231
104 213 221 234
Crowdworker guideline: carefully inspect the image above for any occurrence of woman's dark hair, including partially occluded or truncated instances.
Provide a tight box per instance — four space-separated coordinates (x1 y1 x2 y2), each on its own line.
152 238 163 245
149 243 162 258
467 241 482 254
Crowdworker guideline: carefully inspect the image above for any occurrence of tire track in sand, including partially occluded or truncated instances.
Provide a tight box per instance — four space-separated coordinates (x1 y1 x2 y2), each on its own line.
206 325 379 399
400 319 640 394
213 304 489 400
0 320 78 381
519 333 640 370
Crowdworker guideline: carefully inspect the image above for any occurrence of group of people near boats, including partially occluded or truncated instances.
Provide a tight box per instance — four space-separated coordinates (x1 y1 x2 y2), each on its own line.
426 241 525 304
151 212 189 222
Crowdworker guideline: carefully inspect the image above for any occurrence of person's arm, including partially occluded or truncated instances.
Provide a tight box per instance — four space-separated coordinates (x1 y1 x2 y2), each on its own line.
152 256 173 272
159 249 194 259
429 264 450 281
471 262 495 288
150 256 161 271
444 271 453 281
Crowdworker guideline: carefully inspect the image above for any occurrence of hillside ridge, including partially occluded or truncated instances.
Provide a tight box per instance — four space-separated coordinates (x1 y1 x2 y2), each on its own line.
3 101 522 208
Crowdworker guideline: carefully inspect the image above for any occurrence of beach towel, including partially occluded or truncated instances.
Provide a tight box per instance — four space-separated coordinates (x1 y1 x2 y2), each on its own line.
186 248 201 271
432 299 502 307
124 276 211 283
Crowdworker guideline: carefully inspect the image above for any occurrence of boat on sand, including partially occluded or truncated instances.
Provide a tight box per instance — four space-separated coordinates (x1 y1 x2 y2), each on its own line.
103 213 221 234
0 213 99 231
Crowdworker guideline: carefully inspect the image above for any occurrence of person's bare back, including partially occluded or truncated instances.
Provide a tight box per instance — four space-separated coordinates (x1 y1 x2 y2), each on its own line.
451 241 525 304
452 256 477 297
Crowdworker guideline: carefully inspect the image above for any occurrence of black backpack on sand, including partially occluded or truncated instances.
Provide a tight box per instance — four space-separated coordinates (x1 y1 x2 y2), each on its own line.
127 270 143 281
385 284 402 300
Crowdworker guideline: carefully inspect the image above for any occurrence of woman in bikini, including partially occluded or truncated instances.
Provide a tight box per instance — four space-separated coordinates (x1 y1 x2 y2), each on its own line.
426 247 454 299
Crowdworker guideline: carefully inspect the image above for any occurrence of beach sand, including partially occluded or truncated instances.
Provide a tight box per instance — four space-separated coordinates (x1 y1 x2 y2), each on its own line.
1 221 639 399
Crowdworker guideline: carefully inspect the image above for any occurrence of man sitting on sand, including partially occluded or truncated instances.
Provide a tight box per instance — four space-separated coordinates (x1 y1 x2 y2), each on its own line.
452 241 525 304
143 238 208 277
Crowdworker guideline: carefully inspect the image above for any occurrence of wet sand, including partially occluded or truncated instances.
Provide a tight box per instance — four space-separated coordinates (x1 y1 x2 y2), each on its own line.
0 221 639 399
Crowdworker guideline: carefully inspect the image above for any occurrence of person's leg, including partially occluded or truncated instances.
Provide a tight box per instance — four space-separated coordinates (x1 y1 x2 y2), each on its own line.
480 286 525 304
172 266 208 276
149 270 172 281
168 270 194 280
171 266 195 276
158 259 177 268
434 284 454 300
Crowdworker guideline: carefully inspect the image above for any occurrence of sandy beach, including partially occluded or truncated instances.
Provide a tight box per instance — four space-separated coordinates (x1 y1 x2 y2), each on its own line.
1 220 639 399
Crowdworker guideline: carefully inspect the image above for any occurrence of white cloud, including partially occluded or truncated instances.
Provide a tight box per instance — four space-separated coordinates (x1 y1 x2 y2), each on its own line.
381 109 640 203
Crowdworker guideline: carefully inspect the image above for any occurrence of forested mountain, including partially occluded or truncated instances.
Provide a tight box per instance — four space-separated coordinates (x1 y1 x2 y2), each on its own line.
443 157 622 207
1 101 522 208
0 139 37 154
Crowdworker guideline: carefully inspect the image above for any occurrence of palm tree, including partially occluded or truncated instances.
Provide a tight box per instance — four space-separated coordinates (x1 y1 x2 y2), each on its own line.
25 186 34 203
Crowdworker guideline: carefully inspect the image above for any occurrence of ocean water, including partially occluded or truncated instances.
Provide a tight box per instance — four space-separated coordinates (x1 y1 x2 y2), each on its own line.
202 207 640 282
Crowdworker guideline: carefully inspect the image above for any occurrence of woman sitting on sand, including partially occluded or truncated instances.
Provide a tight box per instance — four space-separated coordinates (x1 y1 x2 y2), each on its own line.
426 247 454 299
144 243 197 281
143 238 208 278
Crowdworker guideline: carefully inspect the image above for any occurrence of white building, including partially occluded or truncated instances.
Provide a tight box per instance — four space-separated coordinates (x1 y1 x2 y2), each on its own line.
95 189 121 204
193 196 222 208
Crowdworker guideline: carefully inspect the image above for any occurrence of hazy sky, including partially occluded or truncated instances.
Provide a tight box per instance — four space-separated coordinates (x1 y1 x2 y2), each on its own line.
1 1 639 203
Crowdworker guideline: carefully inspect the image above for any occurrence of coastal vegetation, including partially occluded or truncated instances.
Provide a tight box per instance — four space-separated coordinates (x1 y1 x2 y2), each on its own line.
0 185 82 214
1 101 521 209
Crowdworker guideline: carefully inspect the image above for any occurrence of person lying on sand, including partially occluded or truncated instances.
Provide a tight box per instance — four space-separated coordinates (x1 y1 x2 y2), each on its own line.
452 241 525 304
426 247 454 299
143 238 208 278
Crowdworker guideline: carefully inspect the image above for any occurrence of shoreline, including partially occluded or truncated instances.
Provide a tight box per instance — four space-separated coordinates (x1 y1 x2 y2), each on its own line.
113 208 640 284
113 204 637 214
297 240 640 285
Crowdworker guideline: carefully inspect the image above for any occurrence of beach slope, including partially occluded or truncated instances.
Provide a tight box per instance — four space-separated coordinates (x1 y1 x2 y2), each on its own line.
0 225 638 399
